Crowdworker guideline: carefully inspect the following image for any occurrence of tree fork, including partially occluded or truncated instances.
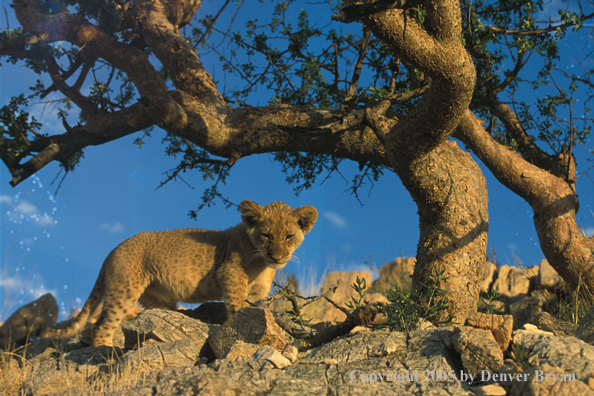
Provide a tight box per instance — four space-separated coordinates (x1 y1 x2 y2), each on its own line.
455 111 594 294
359 2 486 323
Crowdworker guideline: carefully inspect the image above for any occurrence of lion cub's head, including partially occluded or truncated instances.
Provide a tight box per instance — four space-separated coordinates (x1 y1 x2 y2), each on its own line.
240 200 317 269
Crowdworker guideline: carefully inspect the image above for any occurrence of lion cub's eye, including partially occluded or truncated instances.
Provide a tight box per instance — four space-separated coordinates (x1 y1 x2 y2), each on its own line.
286 235 294 241
261 233 270 239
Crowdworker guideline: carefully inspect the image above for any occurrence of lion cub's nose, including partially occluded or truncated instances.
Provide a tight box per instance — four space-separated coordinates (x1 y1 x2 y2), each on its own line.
269 250 285 263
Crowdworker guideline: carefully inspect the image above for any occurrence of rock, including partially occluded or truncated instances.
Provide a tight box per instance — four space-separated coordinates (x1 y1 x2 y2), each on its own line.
508 295 544 329
9 294 594 396
503 364 594 396
576 303 594 344
65 345 126 365
222 340 260 359
299 328 408 365
479 261 498 295
302 270 389 322
532 288 557 308
182 301 228 324
522 323 554 335
0 293 58 349
28 345 60 363
538 259 564 290
282 343 299 362
475 384 507 396
20 336 54 358
492 265 537 299
466 312 513 351
121 309 217 358
252 345 292 369
123 338 201 370
533 311 578 336
7 320 478 396
406 326 456 363
511 328 594 381
444 326 504 376
126 364 268 396
369 257 416 294
208 307 289 358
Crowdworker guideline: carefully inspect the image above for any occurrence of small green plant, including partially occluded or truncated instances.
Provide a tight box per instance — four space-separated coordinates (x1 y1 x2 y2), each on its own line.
554 288 593 325
345 276 370 310
385 285 421 332
508 341 538 372
286 308 313 328
479 289 505 314
544 273 593 325
385 268 454 332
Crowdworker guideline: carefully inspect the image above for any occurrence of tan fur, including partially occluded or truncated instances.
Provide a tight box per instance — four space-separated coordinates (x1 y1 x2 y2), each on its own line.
40 200 317 347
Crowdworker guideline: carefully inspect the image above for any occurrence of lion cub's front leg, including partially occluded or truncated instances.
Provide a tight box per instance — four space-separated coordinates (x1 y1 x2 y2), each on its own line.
217 259 250 318
247 266 276 303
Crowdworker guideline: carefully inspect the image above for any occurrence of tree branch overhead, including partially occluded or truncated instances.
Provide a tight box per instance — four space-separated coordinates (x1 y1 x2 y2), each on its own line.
1 0 592 324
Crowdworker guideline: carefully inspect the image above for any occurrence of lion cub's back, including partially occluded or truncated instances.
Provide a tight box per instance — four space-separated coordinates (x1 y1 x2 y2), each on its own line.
111 227 233 277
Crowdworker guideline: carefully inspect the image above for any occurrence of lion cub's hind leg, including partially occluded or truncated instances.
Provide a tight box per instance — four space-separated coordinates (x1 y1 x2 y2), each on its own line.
91 270 149 347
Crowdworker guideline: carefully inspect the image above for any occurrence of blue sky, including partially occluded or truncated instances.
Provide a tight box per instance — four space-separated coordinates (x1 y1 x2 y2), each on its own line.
1 1 593 322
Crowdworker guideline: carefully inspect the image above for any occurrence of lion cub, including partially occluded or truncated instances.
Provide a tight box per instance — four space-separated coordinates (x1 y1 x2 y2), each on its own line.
41 200 317 347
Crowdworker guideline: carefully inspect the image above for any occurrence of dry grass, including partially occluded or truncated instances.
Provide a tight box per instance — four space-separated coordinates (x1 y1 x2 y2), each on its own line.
0 339 155 396
0 349 36 396
89 360 152 395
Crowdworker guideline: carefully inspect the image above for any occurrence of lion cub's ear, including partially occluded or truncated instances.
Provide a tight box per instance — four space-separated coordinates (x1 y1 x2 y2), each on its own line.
240 200 264 227
293 205 318 234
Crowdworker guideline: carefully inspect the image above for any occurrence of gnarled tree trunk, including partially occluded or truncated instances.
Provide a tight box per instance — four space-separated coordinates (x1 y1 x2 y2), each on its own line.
363 3 487 323
456 110 594 294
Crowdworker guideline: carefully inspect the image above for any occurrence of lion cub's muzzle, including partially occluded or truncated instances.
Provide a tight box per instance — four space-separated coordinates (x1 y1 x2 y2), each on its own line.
267 262 288 270
265 249 290 269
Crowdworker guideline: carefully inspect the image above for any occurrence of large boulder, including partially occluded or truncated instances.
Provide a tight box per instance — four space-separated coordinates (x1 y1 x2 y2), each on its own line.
369 257 416 294
491 265 538 299
537 259 564 290
466 311 513 351
479 261 498 295
0 293 58 349
498 327 594 395
208 307 289 358
121 308 217 356
442 326 504 376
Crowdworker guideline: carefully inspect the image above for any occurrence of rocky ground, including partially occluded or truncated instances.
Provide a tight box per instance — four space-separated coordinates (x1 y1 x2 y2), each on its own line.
2 258 594 396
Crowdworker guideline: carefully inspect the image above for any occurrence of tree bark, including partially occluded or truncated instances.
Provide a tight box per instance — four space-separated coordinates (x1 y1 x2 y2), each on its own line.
455 111 594 293
361 4 487 323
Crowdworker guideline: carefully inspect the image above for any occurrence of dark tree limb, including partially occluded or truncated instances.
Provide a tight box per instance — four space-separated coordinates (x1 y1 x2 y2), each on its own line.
272 304 388 348
487 12 594 36
44 51 96 115
2 101 155 186
13 0 181 127
40 52 87 99
476 92 577 184
263 281 389 348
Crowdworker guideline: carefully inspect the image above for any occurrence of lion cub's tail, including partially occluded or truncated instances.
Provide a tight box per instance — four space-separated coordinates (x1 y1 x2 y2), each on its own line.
39 267 106 340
